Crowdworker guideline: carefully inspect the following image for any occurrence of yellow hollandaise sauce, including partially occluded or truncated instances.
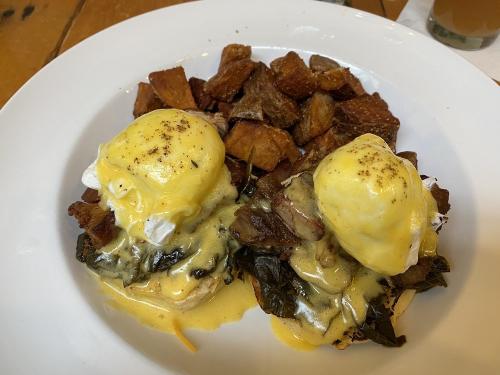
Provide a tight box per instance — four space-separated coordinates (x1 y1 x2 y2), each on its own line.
270 235 384 350
270 317 317 351
123 203 239 309
90 197 258 351
99 277 257 352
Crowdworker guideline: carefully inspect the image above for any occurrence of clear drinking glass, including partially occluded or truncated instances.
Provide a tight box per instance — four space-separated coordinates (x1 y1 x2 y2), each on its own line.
427 0 500 50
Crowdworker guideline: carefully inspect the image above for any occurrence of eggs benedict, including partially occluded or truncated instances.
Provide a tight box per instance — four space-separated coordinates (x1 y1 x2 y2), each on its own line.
83 109 231 246
69 109 257 347
232 133 450 350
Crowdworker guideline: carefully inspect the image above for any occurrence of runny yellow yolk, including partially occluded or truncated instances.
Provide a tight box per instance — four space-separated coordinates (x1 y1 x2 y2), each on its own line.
95 109 226 243
314 133 439 276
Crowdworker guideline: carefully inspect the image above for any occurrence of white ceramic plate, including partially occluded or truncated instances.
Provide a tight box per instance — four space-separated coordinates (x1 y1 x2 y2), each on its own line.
1 0 499 373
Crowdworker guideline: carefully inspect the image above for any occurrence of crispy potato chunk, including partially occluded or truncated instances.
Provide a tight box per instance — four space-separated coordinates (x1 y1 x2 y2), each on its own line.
225 157 248 190
205 59 257 102
336 69 365 100
68 202 118 249
430 183 451 215
315 68 345 91
303 126 351 154
316 68 366 100
270 51 317 99
224 121 300 171
293 127 350 173
233 63 300 128
186 110 228 137
309 54 340 72
189 77 216 111
149 67 197 110
81 188 99 204
133 82 164 118
219 44 252 70
334 93 400 150
229 90 264 122
397 151 418 169
217 101 234 119
293 92 336 145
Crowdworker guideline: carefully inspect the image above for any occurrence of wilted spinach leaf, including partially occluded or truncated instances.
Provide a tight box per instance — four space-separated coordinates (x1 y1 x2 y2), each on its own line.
151 248 185 272
75 232 188 287
234 247 306 318
190 255 220 279
359 295 406 347
76 232 119 273
76 232 95 263
392 255 450 293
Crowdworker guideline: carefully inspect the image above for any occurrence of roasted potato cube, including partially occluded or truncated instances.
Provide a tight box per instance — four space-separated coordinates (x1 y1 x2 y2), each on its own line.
133 82 164 118
81 188 100 204
219 44 252 71
189 77 216 111
397 151 418 169
245 63 300 128
293 127 350 173
225 157 248 190
334 93 400 150
309 54 340 72
270 51 317 99
217 101 234 119
293 92 336 145
431 183 450 215
205 58 257 102
149 67 197 110
186 110 228 137
331 68 365 100
303 126 351 154
315 68 346 91
314 68 365 98
316 68 366 100
224 121 300 171
229 91 264 122
68 202 118 249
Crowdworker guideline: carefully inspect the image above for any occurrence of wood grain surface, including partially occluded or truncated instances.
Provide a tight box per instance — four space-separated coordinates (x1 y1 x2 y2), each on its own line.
59 0 191 53
0 0 82 106
0 0 421 108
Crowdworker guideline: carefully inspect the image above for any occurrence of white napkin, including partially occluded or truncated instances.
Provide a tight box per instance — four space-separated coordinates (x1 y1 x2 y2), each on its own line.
397 0 500 81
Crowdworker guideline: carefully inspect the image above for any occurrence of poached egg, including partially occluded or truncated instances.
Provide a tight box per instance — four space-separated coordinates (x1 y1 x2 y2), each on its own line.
314 133 439 276
82 109 230 245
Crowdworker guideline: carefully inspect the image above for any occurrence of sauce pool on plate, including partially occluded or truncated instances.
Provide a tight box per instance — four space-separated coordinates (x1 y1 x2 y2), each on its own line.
99 275 257 351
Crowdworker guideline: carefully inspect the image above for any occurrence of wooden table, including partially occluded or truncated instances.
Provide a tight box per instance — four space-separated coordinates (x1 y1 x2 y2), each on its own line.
0 0 410 108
